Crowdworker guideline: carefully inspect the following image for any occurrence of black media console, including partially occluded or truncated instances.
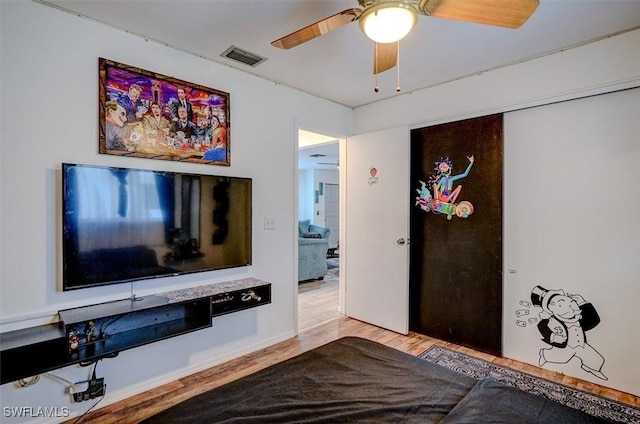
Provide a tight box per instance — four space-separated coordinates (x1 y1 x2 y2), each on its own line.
0 279 271 385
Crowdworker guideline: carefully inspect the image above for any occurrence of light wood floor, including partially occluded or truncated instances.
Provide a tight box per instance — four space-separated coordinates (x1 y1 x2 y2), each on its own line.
298 275 340 330
69 315 640 423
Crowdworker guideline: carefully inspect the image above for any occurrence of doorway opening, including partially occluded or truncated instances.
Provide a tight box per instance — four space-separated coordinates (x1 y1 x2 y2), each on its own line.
297 129 342 330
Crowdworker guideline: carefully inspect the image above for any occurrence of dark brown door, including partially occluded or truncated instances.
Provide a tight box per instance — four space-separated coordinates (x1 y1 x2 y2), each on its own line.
409 114 503 356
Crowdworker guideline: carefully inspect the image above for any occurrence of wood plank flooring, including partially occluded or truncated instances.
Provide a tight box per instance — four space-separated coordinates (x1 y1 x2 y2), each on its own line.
298 277 340 330
66 278 639 423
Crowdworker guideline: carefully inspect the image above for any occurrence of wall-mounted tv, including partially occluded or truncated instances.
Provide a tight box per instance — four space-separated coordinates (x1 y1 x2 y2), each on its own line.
62 163 252 291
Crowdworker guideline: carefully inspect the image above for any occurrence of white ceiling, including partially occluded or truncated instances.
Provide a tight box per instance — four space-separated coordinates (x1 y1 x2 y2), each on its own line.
298 141 340 171
40 0 640 109
298 130 339 171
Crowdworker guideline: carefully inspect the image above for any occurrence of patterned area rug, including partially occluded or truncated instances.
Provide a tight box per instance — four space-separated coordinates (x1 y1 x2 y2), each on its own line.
418 346 640 423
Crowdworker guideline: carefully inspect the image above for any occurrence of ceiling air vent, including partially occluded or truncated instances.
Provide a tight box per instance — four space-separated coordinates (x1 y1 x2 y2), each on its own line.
221 46 267 67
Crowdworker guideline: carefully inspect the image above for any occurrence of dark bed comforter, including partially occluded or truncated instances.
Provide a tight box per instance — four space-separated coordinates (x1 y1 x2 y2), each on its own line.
142 337 614 423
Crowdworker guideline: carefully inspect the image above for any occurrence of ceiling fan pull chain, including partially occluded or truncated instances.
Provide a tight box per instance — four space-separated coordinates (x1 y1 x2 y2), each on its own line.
396 40 401 92
374 42 380 92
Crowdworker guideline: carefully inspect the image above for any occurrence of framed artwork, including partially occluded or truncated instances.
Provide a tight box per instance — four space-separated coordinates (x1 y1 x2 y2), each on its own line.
99 58 230 165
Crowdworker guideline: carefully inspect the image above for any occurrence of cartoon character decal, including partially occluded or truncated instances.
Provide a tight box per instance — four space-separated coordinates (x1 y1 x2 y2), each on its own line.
515 285 607 380
368 166 379 186
415 155 475 220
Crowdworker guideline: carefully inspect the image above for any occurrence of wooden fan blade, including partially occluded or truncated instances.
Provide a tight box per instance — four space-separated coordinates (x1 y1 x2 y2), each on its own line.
373 42 398 74
419 0 539 29
271 8 361 49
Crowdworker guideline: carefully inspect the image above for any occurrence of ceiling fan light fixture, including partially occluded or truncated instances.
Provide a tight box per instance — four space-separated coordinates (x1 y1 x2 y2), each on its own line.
359 2 418 44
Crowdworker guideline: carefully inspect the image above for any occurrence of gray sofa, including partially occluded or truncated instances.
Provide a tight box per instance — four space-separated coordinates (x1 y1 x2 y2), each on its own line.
298 220 330 281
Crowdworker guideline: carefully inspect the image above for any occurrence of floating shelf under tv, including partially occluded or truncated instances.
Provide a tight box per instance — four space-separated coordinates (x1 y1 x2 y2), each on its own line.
0 278 271 385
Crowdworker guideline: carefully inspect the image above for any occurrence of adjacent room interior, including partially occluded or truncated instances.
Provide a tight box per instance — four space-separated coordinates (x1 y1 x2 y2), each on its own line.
297 129 342 331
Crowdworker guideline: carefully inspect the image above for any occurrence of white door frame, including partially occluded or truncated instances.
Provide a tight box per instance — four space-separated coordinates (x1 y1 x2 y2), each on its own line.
294 126 347 333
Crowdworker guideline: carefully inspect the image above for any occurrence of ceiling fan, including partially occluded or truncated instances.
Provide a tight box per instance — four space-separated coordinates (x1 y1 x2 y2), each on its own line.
272 0 540 77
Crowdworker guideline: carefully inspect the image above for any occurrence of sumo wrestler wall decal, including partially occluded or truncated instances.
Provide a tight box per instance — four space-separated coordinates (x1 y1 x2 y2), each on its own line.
415 155 475 220
515 285 608 380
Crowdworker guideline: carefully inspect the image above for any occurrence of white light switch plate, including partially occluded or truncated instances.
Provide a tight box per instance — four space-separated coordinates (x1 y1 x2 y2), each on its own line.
264 217 276 230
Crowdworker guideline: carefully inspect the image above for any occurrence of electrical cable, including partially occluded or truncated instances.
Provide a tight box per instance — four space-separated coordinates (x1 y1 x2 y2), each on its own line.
72 359 105 423
18 375 40 387
78 351 118 368
44 372 87 394
44 372 75 386
98 314 126 338
72 385 106 424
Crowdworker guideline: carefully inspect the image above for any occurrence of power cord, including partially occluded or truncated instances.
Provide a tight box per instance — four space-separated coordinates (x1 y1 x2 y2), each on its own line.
45 372 89 396
17 375 40 387
90 361 98 382
98 315 125 339
78 351 118 368
72 360 107 423
15 362 108 423
72 386 106 424
19 372 88 395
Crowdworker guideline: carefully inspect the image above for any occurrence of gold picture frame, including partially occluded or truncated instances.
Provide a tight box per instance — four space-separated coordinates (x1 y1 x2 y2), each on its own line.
99 58 230 165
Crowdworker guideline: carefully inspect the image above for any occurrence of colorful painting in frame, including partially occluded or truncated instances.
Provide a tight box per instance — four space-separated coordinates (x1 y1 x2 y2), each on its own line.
99 58 230 165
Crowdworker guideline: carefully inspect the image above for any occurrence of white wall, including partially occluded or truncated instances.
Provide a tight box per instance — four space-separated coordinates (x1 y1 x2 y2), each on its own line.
352 29 640 396
297 168 338 226
0 1 352 421
2 2 639 418
503 88 640 396
297 169 313 222
312 169 339 227
354 29 640 135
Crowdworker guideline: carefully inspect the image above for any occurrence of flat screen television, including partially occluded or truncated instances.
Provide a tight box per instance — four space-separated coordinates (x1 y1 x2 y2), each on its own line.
62 163 252 291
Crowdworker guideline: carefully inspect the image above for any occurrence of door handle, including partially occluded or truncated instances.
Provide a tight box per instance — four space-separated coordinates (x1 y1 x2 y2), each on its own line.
396 238 406 245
